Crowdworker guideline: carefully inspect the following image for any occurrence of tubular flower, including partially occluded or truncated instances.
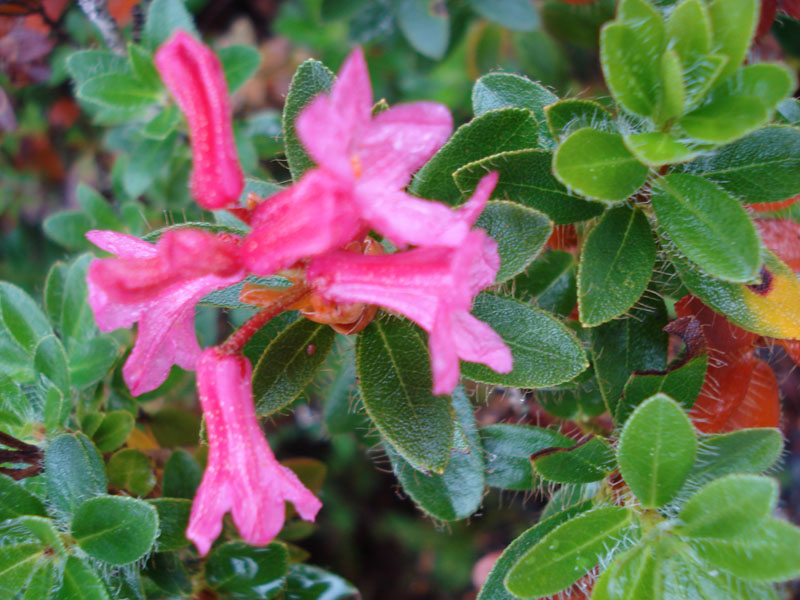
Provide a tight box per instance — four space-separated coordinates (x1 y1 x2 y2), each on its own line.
187 349 322 555
85 229 245 396
306 226 512 395
154 30 244 210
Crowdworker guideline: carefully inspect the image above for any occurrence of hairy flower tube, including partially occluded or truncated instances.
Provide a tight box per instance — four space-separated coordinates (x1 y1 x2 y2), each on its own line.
187 349 322 555
154 30 244 210
85 229 245 395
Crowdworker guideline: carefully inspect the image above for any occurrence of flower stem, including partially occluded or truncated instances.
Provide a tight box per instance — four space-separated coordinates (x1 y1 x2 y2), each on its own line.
218 283 311 356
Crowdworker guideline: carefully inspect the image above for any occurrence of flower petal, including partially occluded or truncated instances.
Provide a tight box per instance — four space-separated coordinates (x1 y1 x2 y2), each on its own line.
450 310 513 374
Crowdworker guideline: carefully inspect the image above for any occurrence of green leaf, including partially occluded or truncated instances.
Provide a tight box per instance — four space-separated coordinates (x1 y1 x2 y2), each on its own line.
617 394 697 507
357 317 454 474
545 98 615 141
471 72 557 131
162 449 202 499
617 355 708 424
624 132 699 166
91 410 134 452
678 126 800 206
540 483 600 521
505 506 634 598
43 211 93 250
72 495 159 565
45 433 107 515
0 474 46 521
532 437 616 484
553 128 648 203
453 149 604 224
319 336 365 435
283 59 334 180
123 132 179 197
590 295 668 414
463 293 588 388
513 250 577 317
592 543 660 600
477 503 593 600
651 173 760 282
22 562 57 600
44 262 67 325
144 0 198 49
0 283 52 355
662 554 780 600
0 539 42 596
107 449 156 496
144 553 192 595
578 206 655 326
658 49 687 123
284 564 359 599
218 45 261 93
666 0 712 66
466 0 539 31
690 518 800 582
535 367 606 420
54 556 110 600
66 50 127 86
476 201 552 283
481 423 572 490
77 184 123 231
33 335 70 396
205 541 289 598
685 428 783 487
410 108 539 204
253 319 336 416
148 406 201 447
149 498 191 551
44 386 70 433
386 387 484 520
678 95 767 144
78 74 161 109
2 515 64 553
707 0 758 81
61 255 99 347
777 98 800 124
394 0 450 59
127 44 161 91
69 335 119 388
677 474 778 539
142 106 181 140
683 54 729 111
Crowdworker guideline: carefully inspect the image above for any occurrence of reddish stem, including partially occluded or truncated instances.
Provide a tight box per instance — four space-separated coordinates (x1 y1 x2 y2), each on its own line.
218 283 311 356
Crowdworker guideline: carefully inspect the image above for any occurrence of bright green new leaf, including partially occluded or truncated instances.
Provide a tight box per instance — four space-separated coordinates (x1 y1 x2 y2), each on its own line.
677 474 778 539
395 0 450 59
54 556 110 600
143 106 181 140
45 433 107 515
43 262 67 325
253 318 335 416
617 394 697 507
66 49 127 86
454 149 604 224
685 428 783 488
61 255 100 347
463 293 589 388
0 283 52 355
505 506 634 598
22 562 57 600
658 49 686 123
737 63 796 109
624 132 699 166
666 0 712 66
218 45 261 93
127 44 161 91
663 555 780 600
78 74 161 109
592 544 660 600
107 449 157 496
683 54 729 111
206 541 289 598
651 173 760 283
707 0 758 81
466 0 539 31
0 474 46 522
578 206 655 326
532 437 616 484
356 317 454 474
72 495 159 565
545 98 615 141
554 128 648 203
678 95 767 144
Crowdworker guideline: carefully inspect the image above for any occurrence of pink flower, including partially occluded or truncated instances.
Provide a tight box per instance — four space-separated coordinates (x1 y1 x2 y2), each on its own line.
86 229 245 396
306 226 512 395
241 47 482 276
187 349 322 555
154 31 244 210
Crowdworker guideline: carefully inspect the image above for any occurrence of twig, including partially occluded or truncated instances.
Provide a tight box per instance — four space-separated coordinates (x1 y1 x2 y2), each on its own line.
0 431 44 480
77 0 125 55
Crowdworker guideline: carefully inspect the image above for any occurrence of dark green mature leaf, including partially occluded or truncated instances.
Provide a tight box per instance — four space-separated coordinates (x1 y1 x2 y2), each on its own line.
253 319 336 416
481 423 571 490
616 355 708 424
545 98 615 141
77 184 123 231
144 0 199 49
219 45 261 93
33 335 70 396
124 132 179 198
578 206 655 326
454 149 604 224
678 126 800 206
534 367 606 420
466 0 539 31
149 499 191 551
677 475 778 539
592 543 659 600
477 503 593 600
394 0 450 59
0 537 43 596
162 449 203 499
707 0 758 81
589 295 669 414
541 0 616 48
78 74 161 109
91 410 135 452
44 262 67 325
318 336 365 435
513 250 576 317
652 173 760 283
505 506 635 598
107 449 156 496
0 283 51 355
45 433 107 515
54 556 110 600
284 564 360 599
471 72 557 133
617 394 697 507
72 496 159 565
43 211 93 250
463 293 588 388
532 437 616 484
356 317 454 474
0 475 46 522
476 201 552 282
410 108 539 204
386 387 484 520
206 542 289 598
690 518 800 582
23 562 57 600
144 553 192 595
777 98 800 124
283 60 334 180
61 255 99 347
554 129 648 203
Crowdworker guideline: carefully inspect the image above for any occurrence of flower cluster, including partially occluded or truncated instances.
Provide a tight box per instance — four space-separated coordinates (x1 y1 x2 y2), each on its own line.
85 31 511 554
